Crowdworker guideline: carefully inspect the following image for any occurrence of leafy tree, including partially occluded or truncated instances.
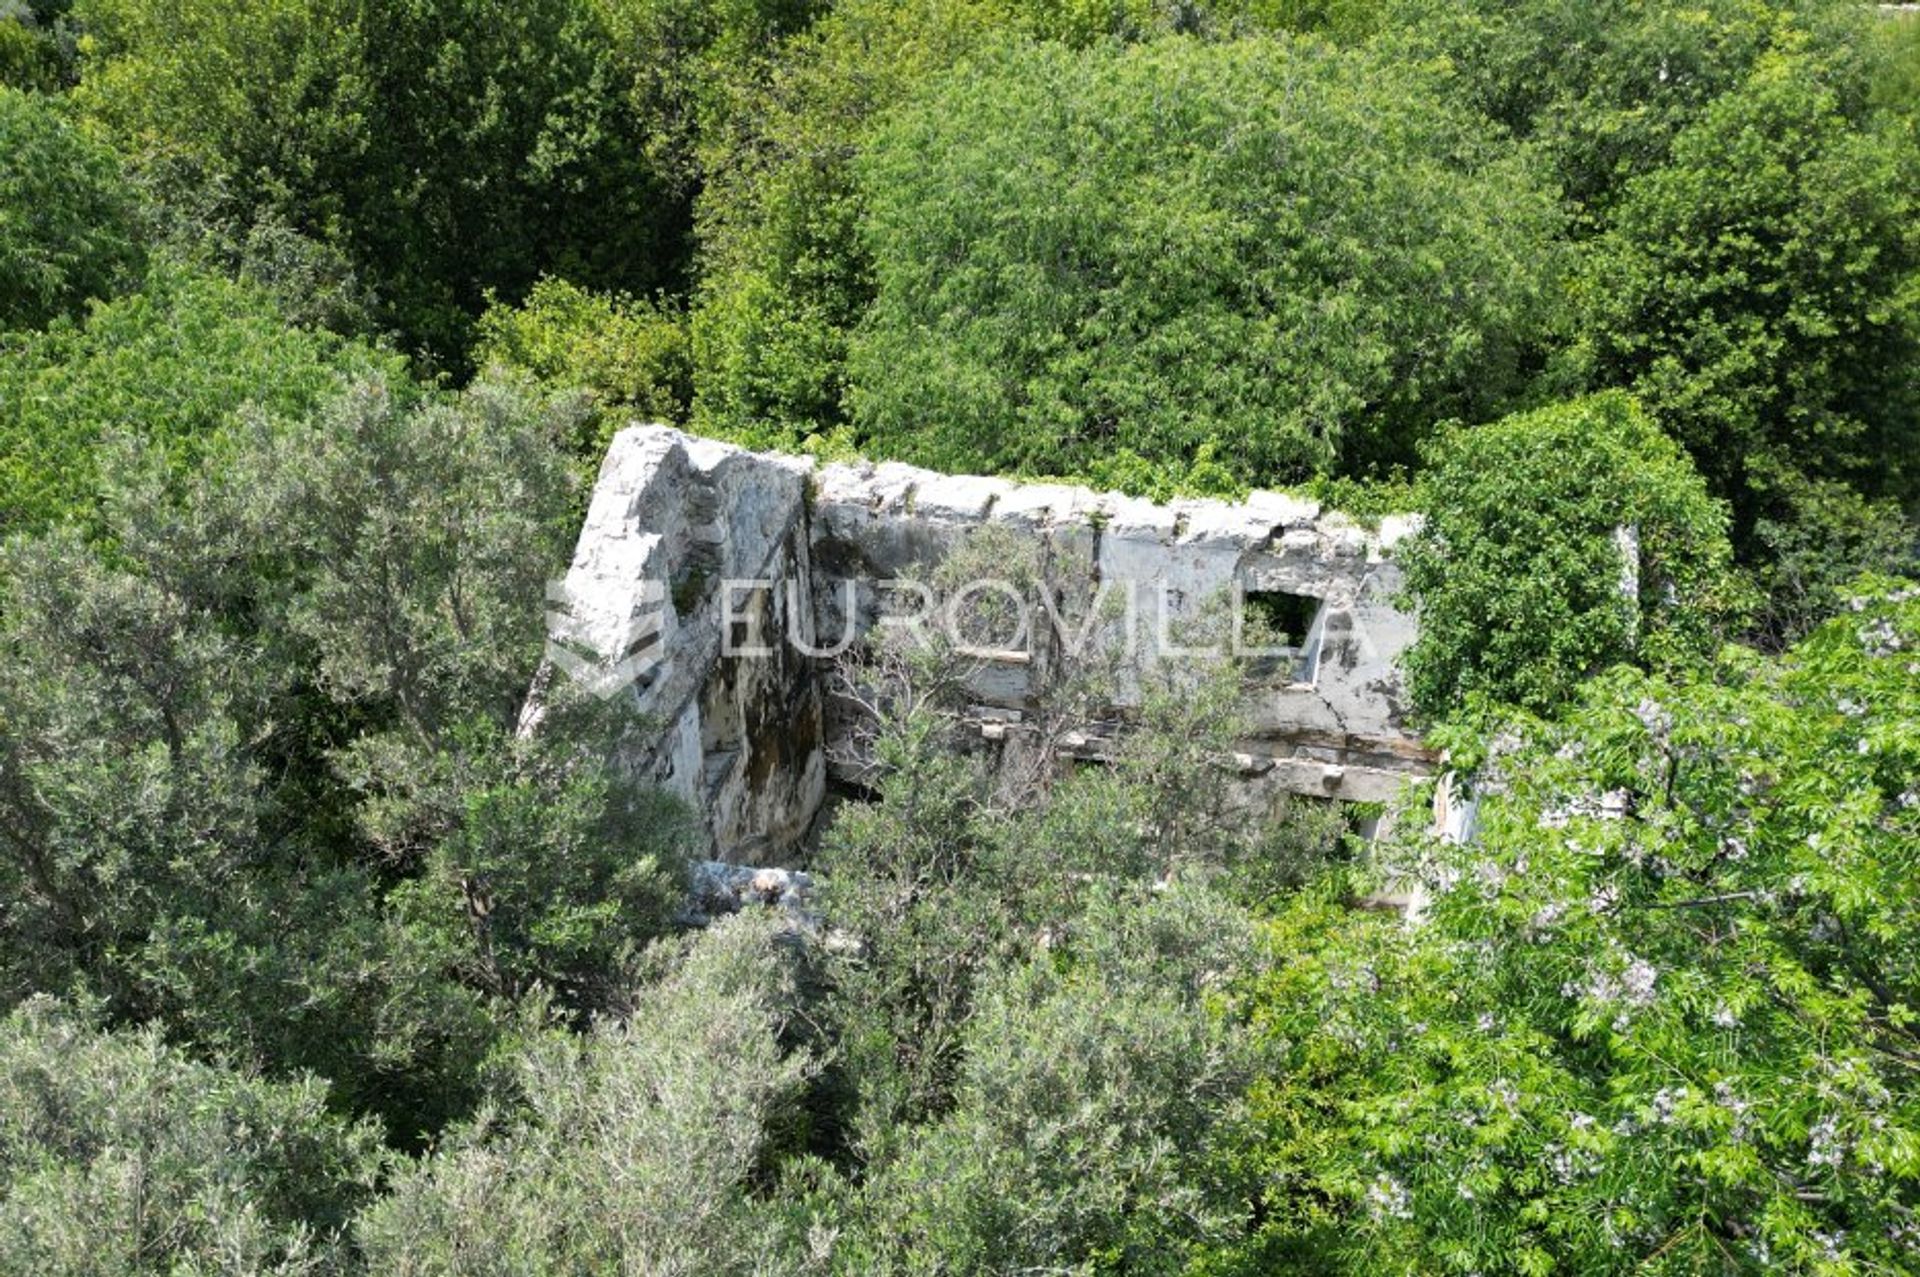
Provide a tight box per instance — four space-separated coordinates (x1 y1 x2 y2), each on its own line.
0 1 75 92
70 0 366 243
0 369 691 1141
0 524 280 1010
848 36 1563 487
0 998 383 1275
74 0 692 363
0 84 141 330
0 259 404 536
1366 0 1867 217
0 460 496 1139
1399 393 1742 719
1578 44 1920 564
590 0 824 201
356 913 814 1276
688 0 1021 447
347 0 689 361
225 374 695 1024
475 276 693 464
1222 579 1920 1274
686 0 1412 452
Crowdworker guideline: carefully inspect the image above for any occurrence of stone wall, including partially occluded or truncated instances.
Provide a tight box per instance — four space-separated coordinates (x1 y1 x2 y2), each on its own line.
534 425 1436 860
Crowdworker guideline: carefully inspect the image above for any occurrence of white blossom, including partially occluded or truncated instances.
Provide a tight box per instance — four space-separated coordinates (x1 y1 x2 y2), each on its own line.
1651 1087 1688 1125
1808 1114 1846 1170
1621 959 1657 1008
1365 1173 1413 1222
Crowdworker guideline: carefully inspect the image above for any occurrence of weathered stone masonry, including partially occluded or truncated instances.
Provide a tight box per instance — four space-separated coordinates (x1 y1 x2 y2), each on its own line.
536 425 1437 861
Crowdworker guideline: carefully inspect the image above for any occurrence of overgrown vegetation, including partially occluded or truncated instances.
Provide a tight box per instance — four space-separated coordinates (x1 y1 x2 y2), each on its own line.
0 0 1915 1271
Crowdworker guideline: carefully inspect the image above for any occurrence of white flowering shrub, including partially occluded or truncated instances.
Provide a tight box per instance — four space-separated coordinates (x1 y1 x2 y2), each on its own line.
1220 580 1920 1274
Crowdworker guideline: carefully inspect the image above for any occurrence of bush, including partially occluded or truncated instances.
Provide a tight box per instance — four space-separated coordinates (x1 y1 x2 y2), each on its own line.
0 998 383 1276
1223 579 1920 1274
1399 392 1741 719
847 35 1563 487
841 888 1268 1275
0 259 403 536
356 914 814 1276
1579 43 1920 553
474 276 692 463
0 85 141 330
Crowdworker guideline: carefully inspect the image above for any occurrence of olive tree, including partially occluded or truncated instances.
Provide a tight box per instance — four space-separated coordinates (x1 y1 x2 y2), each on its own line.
0 998 383 1276
357 914 816 1276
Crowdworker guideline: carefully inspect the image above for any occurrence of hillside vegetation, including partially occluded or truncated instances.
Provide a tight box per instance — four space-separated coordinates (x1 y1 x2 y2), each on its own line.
0 0 1916 1272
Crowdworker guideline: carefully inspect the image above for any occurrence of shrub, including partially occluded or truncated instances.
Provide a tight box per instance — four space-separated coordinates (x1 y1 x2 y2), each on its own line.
474 276 692 463
0 85 141 330
356 914 814 1275
1399 392 1741 718
0 259 403 536
0 998 383 1276
841 888 1268 1275
1223 579 1920 1274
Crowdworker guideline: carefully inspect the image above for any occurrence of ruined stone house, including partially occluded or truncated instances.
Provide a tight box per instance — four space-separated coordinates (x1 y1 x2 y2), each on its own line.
532 425 1439 860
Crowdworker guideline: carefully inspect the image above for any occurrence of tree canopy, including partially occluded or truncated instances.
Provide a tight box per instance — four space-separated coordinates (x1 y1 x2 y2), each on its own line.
0 0 1914 1271
0 85 141 330
847 36 1563 487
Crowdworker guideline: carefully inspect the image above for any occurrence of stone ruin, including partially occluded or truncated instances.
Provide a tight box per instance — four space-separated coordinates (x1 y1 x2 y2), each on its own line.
530 425 1439 862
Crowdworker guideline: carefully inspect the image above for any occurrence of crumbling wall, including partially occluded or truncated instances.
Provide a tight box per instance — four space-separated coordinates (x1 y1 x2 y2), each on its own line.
534 429 824 859
538 425 1436 860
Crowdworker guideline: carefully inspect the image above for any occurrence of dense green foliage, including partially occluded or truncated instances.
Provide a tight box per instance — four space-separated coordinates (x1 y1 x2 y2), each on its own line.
0 261 404 535
0 85 140 329
0 3 74 93
1229 581 1920 1273
0 0 1916 1271
849 36 1560 485
1399 393 1741 718
0 365 693 1141
1579 43 1920 561
0 999 382 1275
72 0 696 363
358 913 812 1274
474 275 692 461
